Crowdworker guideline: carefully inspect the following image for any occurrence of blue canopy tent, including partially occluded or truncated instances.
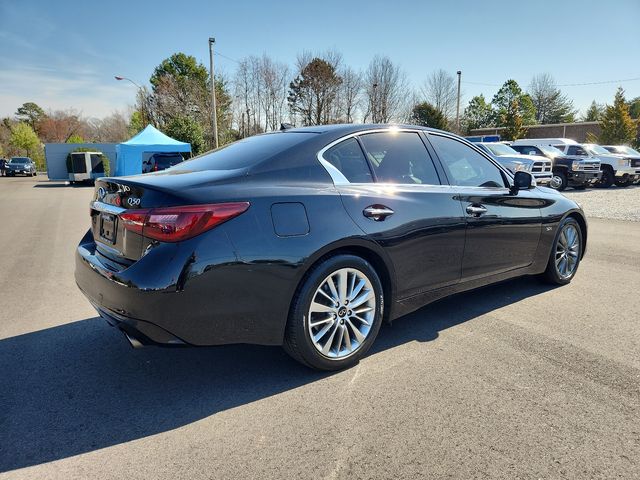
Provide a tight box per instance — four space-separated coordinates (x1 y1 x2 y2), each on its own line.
114 125 191 176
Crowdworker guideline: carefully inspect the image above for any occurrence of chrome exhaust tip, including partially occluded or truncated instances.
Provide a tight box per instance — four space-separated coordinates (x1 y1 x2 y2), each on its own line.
123 331 144 349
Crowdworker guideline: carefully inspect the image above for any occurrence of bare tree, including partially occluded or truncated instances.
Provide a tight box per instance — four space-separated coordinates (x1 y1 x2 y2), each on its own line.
528 73 576 124
233 55 290 135
363 56 408 123
421 69 457 119
336 67 362 123
86 112 130 142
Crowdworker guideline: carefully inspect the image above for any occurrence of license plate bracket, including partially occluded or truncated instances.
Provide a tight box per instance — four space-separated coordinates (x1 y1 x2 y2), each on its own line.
100 213 117 243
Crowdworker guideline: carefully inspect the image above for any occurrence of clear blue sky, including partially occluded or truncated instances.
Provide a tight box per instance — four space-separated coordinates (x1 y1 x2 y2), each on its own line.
1 0 638 119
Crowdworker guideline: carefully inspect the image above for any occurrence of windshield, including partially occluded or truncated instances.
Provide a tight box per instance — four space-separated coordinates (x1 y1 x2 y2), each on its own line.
485 143 518 156
537 145 565 157
9 158 29 164
173 132 317 171
612 146 640 156
584 144 610 155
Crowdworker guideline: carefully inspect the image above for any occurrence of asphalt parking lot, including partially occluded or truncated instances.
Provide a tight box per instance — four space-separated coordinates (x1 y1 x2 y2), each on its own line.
1 176 639 479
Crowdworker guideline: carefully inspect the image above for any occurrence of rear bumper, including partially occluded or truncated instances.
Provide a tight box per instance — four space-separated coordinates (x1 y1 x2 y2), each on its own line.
74 227 287 347
88 300 187 347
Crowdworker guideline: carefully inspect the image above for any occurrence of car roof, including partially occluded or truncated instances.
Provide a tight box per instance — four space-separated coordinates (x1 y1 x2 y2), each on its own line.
281 123 438 136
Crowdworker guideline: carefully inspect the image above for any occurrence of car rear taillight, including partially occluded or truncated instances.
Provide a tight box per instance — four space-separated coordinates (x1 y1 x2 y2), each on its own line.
120 202 249 242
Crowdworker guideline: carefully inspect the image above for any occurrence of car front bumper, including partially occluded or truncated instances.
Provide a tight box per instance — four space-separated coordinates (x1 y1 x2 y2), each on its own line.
568 170 601 184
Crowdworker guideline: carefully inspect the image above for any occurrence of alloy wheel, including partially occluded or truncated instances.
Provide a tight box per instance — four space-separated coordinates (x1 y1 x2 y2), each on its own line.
307 268 376 359
555 224 580 279
550 175 563 189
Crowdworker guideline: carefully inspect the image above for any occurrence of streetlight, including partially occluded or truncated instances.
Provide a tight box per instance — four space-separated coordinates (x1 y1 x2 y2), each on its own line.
114 75 142 90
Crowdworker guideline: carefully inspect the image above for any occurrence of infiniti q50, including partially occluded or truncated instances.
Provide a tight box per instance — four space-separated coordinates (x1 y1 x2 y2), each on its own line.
76 124 587 370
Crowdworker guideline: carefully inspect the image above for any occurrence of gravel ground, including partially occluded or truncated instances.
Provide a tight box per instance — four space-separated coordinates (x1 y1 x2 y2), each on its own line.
563 184 640 222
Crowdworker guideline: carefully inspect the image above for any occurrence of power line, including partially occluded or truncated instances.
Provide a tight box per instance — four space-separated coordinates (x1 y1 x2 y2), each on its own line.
214 51 241 64
463 77 640 88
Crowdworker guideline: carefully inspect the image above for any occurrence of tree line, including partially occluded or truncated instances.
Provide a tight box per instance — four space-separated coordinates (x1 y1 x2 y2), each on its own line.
2 49 639 168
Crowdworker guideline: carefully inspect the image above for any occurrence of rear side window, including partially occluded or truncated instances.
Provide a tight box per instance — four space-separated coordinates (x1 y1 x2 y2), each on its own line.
428 134 506 188
358 132 440 185
323 138 373 183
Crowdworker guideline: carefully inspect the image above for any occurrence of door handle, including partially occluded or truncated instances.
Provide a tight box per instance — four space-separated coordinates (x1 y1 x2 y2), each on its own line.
466 204 487 217
363 205 394 221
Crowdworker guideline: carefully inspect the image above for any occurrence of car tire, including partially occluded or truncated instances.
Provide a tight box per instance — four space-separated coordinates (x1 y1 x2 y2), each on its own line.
541 217 583 285
596 166 614 188
284 254 384 371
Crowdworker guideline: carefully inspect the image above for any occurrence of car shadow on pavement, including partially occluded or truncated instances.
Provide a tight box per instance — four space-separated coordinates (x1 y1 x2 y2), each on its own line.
0 276 554 472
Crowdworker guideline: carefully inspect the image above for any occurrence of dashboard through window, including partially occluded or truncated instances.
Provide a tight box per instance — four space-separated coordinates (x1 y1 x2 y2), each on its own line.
357 131 440 185
428 134 506 188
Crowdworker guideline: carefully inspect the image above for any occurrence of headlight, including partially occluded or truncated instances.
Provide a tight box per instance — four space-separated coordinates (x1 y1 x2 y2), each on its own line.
572 161 581 171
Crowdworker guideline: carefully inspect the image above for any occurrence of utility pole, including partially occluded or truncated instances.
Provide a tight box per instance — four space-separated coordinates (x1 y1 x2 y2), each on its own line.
456 70 462 132
208 37 219 149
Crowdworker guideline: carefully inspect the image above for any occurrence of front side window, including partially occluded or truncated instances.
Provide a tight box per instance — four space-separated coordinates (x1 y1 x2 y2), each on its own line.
358 132 440 185
323 138 373 183
428 134 506 188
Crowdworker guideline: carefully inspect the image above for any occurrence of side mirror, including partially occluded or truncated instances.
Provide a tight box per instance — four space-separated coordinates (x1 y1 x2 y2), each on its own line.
512 171 534 193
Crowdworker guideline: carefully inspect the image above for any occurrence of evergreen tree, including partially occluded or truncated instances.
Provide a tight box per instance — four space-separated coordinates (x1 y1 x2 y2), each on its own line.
492 80 536 127
288 58 343 126
501 99 527 141
461 94 493 132
599 87 637 145
165 116 205 155
409 102 449 130
583 101 604 121
15 102 46 131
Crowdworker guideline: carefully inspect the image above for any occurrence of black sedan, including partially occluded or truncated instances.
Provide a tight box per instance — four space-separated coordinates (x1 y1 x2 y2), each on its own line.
76 124 587 370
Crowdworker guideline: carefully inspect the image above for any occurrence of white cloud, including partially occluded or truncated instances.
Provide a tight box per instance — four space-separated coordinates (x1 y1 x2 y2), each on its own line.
0 66 134 118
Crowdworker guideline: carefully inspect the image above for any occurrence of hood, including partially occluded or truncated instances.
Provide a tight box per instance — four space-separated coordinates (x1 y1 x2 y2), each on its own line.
492 154 534 165
499 153 548 163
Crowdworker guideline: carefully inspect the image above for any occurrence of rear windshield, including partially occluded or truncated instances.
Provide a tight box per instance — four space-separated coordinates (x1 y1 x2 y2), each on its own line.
173 132 317 171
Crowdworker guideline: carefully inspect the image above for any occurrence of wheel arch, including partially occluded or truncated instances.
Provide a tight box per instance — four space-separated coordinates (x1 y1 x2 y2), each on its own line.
291 239 396 323
565 210 588 258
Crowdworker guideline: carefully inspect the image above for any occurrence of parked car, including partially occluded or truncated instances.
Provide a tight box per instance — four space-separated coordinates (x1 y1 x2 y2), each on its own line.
473 142 552 186
511 141 600 191
76 125 587 370
601 145 640 185
142 152 184 173
517 138 637 188
6 157 37 176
